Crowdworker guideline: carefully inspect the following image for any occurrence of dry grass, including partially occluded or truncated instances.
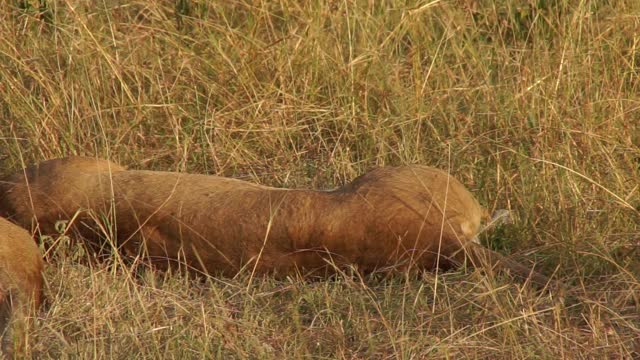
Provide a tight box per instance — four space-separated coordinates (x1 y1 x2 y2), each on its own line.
1 0 639 358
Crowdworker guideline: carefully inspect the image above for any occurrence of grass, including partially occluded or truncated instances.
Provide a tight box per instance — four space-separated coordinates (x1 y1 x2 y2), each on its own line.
1 0 639 358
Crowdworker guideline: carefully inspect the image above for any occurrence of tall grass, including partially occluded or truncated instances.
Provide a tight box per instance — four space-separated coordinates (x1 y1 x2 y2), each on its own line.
1 0 638 358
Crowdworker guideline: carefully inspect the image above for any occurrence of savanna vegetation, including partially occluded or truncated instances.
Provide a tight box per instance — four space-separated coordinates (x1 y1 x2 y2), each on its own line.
0 0 638 358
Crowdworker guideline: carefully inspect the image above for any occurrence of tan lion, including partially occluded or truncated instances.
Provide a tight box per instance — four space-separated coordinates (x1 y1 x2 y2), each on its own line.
0 157 548 285
0 217 44 355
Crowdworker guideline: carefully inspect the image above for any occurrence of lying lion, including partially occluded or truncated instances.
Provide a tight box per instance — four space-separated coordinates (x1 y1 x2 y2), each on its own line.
0 217 44 355
0 157 548 285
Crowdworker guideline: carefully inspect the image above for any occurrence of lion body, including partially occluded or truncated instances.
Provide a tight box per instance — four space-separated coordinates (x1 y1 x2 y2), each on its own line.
0 217 44 354
1 157 547 285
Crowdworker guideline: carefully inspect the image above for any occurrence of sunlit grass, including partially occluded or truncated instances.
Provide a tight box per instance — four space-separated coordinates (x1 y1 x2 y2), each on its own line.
1 0 638 358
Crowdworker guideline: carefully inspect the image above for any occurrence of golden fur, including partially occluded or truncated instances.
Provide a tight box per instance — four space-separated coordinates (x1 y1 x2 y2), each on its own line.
0 217 44 354
0 157 125 236
0 157 548 285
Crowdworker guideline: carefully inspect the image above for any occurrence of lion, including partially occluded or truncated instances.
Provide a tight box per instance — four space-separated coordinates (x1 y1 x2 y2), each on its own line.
0 157 549 285
0 217 44 355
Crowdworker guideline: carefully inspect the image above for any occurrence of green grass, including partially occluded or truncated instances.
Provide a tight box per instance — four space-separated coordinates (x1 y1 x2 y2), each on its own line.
1 0 639 358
